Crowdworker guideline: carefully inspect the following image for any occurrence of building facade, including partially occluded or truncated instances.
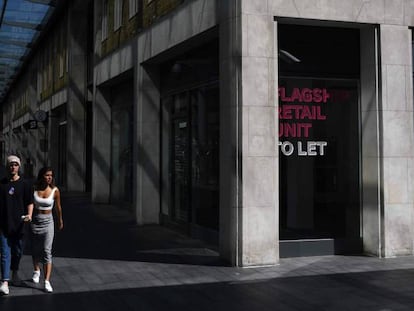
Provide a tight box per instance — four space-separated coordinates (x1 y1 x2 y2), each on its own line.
2 0 414 266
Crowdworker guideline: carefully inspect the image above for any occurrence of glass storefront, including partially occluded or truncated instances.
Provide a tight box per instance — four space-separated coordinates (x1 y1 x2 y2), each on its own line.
191 86 219 229
160 37 219 241
278 24 361 256
167 83 219 231
279 77 360 240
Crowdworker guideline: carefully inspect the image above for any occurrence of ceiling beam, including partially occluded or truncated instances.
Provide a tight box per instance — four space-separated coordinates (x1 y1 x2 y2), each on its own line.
3 20 42 31
0 53 23 60
25 0 56 7
0 38 31 48
0 63 18 68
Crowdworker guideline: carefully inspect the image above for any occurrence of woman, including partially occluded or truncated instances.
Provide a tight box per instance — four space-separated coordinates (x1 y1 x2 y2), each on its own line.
30 167 63 293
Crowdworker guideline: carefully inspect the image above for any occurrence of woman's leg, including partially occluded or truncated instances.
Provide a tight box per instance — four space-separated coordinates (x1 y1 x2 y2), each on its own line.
43 216 54 292
44 262 52 281
31 221 42 282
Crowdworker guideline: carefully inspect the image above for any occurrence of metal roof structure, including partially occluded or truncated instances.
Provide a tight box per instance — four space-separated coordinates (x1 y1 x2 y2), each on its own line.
0 0 55 102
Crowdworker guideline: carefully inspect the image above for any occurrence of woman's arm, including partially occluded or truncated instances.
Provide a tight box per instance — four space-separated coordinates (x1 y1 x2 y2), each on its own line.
54 188 63 230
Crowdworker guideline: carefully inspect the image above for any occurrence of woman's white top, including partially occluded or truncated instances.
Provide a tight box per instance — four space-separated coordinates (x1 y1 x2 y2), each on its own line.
34 187 57 211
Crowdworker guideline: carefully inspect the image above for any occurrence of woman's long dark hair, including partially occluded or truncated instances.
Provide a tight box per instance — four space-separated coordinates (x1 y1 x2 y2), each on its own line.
34 166 55 191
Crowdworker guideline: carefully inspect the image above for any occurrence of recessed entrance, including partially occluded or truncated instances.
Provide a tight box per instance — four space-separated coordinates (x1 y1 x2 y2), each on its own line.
158 37 220 244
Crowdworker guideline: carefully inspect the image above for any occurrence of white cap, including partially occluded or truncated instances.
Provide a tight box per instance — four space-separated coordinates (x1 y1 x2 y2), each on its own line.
7 155 21 166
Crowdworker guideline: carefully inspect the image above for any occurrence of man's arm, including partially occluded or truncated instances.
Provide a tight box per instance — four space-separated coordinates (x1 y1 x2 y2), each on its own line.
23 203 33 222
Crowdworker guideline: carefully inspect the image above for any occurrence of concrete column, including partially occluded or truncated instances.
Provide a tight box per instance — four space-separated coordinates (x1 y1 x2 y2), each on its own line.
66 0 88 191
135 35 160 225
379 25 414 257
360 26 382 256
92 85 111 203
219 0 278 266
218 0 240 267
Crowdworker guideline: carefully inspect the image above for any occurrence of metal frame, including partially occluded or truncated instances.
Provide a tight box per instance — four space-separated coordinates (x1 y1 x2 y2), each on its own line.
0 0 55 102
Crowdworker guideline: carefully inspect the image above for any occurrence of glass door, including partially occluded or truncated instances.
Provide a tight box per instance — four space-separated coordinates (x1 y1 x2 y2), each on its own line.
170 93 191 223
167 83 220 234
191 85 219 230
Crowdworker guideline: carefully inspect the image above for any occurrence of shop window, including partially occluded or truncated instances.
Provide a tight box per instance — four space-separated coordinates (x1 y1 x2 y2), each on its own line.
279 77 360 240
278 24 361 254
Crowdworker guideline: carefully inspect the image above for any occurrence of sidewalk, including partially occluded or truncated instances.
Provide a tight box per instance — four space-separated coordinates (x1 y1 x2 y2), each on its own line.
1 192 414 310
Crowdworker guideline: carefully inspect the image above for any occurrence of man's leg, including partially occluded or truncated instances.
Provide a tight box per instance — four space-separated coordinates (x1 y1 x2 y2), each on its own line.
10 236 23 284
0 234 11 281
0 234 11 294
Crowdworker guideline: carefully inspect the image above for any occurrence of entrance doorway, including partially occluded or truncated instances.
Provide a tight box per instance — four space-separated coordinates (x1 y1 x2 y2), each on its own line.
166 83 220 241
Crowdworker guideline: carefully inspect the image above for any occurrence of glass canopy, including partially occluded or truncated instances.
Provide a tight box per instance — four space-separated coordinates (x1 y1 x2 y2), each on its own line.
0 0 55 102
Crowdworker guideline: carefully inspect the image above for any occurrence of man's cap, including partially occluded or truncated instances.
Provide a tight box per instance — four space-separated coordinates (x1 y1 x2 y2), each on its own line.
7 155 21 166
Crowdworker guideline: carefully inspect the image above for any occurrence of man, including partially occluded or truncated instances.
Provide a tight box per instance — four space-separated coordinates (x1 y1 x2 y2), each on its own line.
0 155 33 295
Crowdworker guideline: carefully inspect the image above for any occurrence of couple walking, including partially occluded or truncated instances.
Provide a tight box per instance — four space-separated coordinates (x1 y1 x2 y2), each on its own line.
0 155 63 295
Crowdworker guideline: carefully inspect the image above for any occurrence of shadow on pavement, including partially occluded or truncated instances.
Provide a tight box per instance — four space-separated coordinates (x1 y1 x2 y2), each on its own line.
1 269 414 311
48 192 226 266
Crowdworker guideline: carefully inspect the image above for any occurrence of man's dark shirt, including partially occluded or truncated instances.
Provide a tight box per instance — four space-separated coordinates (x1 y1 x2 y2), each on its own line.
0 177 33 237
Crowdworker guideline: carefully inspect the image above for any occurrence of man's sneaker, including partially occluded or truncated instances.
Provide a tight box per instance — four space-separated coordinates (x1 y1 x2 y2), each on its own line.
0 282 9 295
32 270 40 284
44 280 53 293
